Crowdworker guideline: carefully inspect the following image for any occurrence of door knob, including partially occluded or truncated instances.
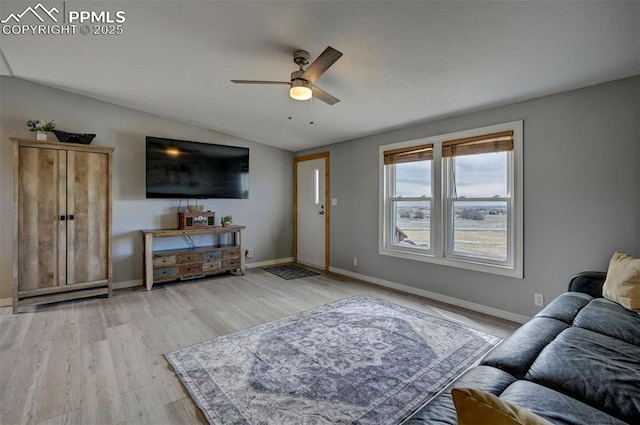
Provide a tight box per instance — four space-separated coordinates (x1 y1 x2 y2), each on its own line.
319 211 325 215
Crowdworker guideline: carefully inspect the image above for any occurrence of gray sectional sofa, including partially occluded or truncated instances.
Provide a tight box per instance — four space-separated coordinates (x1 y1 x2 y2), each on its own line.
406 272 640 424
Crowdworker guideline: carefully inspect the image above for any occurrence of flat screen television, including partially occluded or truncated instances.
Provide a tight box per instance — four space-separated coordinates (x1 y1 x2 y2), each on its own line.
146 136 249 199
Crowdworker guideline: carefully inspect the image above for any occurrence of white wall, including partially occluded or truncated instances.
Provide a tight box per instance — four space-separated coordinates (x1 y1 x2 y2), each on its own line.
0 76 294 300
300 76 640 318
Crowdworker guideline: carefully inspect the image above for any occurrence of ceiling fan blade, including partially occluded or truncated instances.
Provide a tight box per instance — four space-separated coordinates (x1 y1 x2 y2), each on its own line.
301 46 343 83
312 85 340 105
231 80 290 85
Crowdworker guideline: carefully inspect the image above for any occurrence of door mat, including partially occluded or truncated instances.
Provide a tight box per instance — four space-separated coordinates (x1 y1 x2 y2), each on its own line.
263 264 320 280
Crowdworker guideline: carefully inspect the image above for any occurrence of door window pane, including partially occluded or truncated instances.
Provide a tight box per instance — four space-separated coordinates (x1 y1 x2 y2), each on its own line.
451 201 507 260
393 200 430 249
313 169 320 205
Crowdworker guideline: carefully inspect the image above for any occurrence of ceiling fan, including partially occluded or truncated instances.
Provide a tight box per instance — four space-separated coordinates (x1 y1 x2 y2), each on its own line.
231 46 343 105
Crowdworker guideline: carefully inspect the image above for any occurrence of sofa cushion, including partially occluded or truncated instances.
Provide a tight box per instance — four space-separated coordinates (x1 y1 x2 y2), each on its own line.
480 318 569 379
525 327 640 423
572 297 640 346
500 380 627 425
452 387 552 425
602 251 640 312
534 292 592 324
403 366 517 424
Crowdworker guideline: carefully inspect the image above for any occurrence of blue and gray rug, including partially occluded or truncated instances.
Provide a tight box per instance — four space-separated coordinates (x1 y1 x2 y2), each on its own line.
165 295 501 424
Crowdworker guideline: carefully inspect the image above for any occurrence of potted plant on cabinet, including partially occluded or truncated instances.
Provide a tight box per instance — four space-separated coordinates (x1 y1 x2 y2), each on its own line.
27 120 57 141
221 215 233 227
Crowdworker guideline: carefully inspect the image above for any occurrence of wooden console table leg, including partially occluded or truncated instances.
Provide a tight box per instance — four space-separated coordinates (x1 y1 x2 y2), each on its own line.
239 227 246 275
144 232 154 290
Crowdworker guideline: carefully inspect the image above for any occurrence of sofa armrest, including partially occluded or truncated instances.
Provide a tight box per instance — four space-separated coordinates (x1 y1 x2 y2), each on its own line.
568 271 606 298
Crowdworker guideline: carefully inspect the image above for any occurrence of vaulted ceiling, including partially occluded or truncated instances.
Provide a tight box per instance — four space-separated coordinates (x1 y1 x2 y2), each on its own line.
1 1 638 151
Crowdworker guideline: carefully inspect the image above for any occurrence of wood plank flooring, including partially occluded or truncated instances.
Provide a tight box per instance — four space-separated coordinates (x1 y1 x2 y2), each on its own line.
0 267 519 424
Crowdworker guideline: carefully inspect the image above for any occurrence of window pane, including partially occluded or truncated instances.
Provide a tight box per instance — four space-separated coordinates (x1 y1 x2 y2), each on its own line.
395 161 432 198
393 200 430 249
453 152 507 198
451 201 507 260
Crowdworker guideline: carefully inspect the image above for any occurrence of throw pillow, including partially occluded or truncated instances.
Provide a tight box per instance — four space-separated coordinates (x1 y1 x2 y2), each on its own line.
602 251 640 313
451 387 552 425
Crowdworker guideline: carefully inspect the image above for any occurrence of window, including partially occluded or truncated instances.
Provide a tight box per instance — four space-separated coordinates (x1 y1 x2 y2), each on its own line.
384 144 433 252
379 121 523 278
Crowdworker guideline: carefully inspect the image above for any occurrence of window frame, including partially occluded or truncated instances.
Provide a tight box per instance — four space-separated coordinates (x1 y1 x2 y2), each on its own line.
379 121 523 278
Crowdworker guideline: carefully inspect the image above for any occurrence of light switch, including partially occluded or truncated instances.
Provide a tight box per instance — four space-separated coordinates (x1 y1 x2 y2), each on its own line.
331 198 338 206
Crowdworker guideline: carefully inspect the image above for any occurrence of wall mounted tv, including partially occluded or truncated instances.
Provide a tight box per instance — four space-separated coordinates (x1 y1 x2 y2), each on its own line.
146 137 249 199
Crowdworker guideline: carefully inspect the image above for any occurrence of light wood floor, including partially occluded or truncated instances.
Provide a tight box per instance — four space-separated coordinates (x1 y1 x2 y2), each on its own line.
0 267 519 425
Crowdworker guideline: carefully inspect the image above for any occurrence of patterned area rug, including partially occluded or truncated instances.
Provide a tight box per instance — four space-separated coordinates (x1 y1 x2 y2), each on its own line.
263 264 320 280
165 295 501 425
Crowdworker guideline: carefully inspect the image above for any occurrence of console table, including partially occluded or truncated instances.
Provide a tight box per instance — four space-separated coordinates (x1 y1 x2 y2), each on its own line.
141 226 246 291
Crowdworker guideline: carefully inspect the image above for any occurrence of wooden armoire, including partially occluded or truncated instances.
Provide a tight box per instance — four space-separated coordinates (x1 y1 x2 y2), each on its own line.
11 138 114 313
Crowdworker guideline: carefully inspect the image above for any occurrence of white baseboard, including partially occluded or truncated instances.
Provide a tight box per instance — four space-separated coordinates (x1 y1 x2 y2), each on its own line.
3 263 530 324
247 257 294 269
330 267 530 324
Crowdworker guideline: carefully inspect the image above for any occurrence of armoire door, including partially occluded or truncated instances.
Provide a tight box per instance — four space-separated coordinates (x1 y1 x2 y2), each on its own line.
17 147 66 290
66 151 110 285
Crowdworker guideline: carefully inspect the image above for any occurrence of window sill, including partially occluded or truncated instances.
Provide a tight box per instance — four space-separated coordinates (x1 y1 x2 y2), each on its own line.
379 246 523 279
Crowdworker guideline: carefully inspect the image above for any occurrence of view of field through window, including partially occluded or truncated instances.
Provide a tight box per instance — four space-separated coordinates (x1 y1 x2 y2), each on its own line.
392 152 508 260
393 201 431 248
451 201 507 260
393 202 507 259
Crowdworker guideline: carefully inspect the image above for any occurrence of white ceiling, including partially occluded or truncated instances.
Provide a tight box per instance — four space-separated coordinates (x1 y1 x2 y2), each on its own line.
1 1 639 151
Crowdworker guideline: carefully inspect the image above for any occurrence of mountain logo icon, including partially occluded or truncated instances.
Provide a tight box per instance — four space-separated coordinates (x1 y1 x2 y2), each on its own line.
1 3 59 24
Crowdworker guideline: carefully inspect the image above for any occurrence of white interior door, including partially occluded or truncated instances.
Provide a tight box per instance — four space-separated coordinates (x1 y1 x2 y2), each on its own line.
296 157 327 269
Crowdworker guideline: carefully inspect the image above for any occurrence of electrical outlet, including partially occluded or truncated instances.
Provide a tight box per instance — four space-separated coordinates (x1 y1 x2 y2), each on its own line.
245 248 253 258
534 293 544 307
353 257 358 267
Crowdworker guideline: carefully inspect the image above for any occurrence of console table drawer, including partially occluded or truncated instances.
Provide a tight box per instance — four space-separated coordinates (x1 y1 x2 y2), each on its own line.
153 255 177 267
203 260 222 272
178 253 202 264
222 259 241 268
178 264 202 275
154 267 177 279
203 251 222 261
223 249 241 259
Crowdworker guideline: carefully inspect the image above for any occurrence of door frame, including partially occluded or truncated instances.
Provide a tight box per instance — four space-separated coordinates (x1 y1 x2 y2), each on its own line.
293 152 330 271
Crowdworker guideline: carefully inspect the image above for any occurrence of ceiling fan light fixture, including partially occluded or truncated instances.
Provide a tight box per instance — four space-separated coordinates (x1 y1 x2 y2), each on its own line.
290 79 312 101
232 46 342 105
